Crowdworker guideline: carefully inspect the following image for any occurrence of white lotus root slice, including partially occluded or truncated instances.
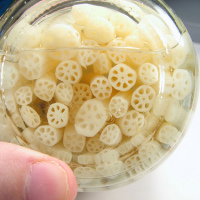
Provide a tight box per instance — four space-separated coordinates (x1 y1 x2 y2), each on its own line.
164 99 188 130
63 123 86 153
55 82 73 106
143 111 161 134
72 83 92 105
34 125 63 146
95 149 120 165
55 60 82 84
4 92 17 113
77 39 100 68
139 141 167 170
131 85 156 112
93 52 112 75
34 74 56 101
124 154 144 176
108 63 137 91
106 38 127 64
15 86 33 106
171 69 193 100
19 52 50 80
155 123 181 146
138 14 170 50
72 4 113 26
100 124 122 146
77 153 96 165
138 140 162 161
86 134 106 153
47 103 69 128
127 48 152 67
96 161 124 177
153 34 189 68
130 133 147 148
110 12 137 37
75 99 108 137
20 105 41 128
42 23 80 49
84 16 115 44
22 127 36 144
152 95 170 116
2 62 20 89
138 63 158 85
117 110 145 137
11 112 26 130
74 167 97 181
108 91 132 118
90 76 112 100
116 139 135 156
50 145 72 164
0 103 6 118
49 49 77 61
68 104 81 124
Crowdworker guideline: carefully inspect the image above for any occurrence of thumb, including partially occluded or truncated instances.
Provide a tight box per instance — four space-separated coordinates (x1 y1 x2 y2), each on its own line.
0 142 77 200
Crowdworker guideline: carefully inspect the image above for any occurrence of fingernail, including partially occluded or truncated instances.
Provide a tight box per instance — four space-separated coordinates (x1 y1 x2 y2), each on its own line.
25 161 68 200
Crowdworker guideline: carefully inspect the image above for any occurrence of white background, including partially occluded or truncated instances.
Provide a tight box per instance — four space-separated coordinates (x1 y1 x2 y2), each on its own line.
76 43 200 200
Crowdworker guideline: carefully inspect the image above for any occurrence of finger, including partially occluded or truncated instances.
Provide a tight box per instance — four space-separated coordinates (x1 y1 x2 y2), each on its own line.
0 142 77 200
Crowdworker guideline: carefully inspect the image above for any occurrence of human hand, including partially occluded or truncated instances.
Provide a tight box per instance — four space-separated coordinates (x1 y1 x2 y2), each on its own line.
0 141 77 200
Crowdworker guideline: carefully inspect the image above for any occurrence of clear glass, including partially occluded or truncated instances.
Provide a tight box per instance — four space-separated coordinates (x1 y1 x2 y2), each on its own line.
0 0 199 192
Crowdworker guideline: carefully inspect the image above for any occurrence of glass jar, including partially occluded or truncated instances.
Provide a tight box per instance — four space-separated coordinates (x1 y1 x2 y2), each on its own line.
0 0 199 192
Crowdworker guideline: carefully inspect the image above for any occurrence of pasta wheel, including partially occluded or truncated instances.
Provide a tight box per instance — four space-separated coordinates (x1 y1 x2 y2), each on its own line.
155 123 181 146
108 63 137 91
108 91 131 118
34 74 56 102
117 110 145 137
84 16 115 44
106 38 127 64
100 124 122 146
171 69 193 100
131 85 156 112
55 60 82 84
138 63 158 85
34 125 63 146
20 105 41 128
2 62 20 89
86 134 107 153
95 149 120 165
55 82 73 106
47 103 69 128
63 123 86 153
110 12 137 37
15 86 33 106
93 52 112 75
75 99 108 137
19 52 51 80
90 76 112 100
72 83 92 105
77 39 100 68
130 133 147 148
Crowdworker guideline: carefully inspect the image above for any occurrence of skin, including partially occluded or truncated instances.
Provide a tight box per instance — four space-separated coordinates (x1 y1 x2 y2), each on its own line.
0 142 77 200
